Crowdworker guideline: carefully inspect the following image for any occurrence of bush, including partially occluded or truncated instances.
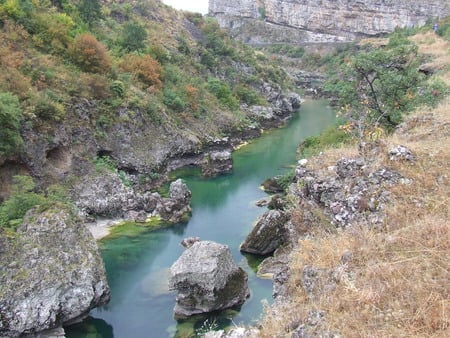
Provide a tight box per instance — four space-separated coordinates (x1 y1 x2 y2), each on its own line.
206 77 238 110
0 175 47 230
120 21 147 52
69 33 111 74
0 91 23 157
299 124 351 157
120 54 163 89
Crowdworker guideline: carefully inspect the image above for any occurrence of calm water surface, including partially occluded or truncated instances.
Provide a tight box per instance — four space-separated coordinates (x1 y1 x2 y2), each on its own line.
66 100 335 338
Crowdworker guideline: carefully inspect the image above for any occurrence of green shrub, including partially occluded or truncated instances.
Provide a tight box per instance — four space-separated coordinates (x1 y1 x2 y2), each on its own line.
206 77 238 110
0 91 23 157
163 88 186 112
0 175 47 230
299 124 351 157
120 21 147 52
110 80 125 98
234 85 263 105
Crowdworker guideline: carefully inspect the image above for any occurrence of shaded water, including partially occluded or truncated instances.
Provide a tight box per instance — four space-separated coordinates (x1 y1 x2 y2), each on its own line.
66 100 335 338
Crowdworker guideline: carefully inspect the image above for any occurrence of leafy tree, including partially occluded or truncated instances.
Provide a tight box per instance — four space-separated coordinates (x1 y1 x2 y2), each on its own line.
325 36 423 138
0 92 23 157
77 0 102 27
120 21 147 52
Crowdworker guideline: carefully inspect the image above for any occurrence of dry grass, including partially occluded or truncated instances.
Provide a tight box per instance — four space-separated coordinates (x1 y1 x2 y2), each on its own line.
258 32 450 338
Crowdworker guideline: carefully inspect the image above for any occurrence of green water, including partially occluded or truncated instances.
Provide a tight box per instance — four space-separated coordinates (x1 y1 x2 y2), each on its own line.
65 100 335 338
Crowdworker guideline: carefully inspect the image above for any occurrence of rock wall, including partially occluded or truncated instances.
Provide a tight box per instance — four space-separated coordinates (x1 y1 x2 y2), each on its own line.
209 0 450 43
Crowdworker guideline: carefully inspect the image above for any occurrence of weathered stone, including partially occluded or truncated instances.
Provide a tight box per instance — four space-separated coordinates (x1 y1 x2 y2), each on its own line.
180 236 201 248
169 241 249 318
201 150 233 177
0 206 110 337
240 210 289 255
155 179 192 223
210 0 450 43
389 145 416 163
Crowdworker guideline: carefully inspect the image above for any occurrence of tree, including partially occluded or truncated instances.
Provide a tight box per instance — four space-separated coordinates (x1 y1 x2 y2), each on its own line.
325 36 423 138
77 0 102 27
0 92 23 157
121 21 147 52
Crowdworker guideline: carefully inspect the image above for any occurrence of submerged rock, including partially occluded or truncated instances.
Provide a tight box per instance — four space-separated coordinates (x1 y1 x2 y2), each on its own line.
0 206 110 337
169 241 249 318
240 210 289 255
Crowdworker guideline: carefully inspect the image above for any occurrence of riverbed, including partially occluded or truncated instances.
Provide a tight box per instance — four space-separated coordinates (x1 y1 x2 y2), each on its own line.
65 100 335 338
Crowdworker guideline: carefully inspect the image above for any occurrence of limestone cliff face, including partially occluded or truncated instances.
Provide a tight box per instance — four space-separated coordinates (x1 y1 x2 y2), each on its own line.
209 0 450 42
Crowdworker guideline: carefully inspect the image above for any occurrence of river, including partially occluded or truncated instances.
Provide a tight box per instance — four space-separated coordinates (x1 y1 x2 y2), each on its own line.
65 100 335 338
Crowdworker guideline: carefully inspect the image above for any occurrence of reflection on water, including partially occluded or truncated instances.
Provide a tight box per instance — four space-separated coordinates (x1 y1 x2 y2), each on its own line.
65 100 335 338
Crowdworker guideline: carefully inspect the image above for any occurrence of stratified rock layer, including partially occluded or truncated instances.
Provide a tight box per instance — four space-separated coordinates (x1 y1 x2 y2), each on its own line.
0 206 110 337
169 241 249 318
210 0 450 43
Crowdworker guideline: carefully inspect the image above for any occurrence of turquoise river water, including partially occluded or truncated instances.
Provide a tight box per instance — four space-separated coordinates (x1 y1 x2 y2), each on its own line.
65 100 335 338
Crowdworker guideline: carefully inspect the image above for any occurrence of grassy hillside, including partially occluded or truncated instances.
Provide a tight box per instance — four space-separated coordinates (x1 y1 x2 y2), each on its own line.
258 30 450 338
0 0 291 160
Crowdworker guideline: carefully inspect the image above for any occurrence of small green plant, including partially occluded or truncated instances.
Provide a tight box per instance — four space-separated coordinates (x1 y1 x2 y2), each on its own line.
0 91 23 157
0 175 47 230
299 124 351 157
110 80 126 98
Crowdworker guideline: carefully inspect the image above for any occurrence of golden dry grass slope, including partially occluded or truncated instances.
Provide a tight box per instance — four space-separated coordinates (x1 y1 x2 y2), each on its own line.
258 32 450 337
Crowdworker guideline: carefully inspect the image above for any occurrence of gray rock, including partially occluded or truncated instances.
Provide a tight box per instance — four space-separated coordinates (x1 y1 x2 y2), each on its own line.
201 150 233 177
169 241 249 318
240 210 289 255
180 236 201 248
389 145 416 163
156 179 192 223
0 206 110 337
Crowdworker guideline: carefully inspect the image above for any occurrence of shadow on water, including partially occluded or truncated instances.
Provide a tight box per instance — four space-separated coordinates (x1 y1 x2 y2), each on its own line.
65 100 335 338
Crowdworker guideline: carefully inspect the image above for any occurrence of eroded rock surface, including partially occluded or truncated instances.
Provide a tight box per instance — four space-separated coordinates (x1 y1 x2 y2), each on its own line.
169 241 249 318
0 206 110 337
210 0 450 43
240 210 289 255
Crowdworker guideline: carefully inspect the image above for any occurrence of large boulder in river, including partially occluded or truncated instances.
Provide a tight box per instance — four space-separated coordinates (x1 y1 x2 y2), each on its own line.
169 241 249 318
0 205 110 337
240 210 290 255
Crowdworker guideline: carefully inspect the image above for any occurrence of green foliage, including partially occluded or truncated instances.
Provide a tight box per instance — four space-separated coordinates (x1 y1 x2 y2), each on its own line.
120 21 147 52
266 44 305 58
325 38 424 137
32 92 65 121
275 170 295 190
77 0 102 27
0 91 23 157
0 175 47 230
206 77 238 110
299 124 351 157
110 80 125 98
94 155 116 172
234 84 263 105
163 88 186 112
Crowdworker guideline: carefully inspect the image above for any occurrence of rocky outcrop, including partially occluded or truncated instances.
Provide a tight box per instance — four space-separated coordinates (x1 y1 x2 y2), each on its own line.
209 0 450 43
73 174 191 224
240 209 289 255
169 241 250 318
0 206 110 337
